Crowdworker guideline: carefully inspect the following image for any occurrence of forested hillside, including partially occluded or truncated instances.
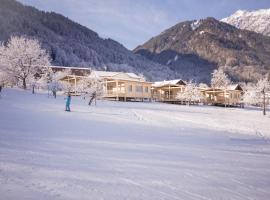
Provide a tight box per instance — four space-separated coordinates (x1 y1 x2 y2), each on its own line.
0 0 175 81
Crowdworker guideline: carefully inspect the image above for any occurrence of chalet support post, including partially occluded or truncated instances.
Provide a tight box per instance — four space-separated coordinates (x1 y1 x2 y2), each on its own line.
169 85 171 101
74 75 77 95
135 83 137 101
116 80 119 101
105 80 108 97
95 82 98 106
142 84 144 102
124 82 127 102
67 76 70 93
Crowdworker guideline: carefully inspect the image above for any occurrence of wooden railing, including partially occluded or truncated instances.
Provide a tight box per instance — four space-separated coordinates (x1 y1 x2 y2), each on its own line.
152 94 178 101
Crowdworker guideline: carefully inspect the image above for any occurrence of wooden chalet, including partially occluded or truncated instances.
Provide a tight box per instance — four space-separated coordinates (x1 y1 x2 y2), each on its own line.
93 71 152 101
201 84 243 106
152 79 186 102
50 66 152 101
50 66 91 95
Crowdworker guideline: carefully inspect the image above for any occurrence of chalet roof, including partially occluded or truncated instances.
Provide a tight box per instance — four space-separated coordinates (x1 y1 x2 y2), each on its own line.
92 71 145 82
204 84 243 92
153 79 186 87
49 66 91 76
227 84 243 91
93 71 140 78
49 66 91 70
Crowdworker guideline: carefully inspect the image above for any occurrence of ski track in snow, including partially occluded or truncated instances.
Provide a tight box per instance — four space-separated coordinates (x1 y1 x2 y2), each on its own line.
0 89 270 200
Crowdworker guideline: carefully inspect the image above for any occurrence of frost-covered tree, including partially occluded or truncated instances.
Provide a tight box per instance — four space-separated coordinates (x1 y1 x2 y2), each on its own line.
243 90 260 106
211 68 231 89
243 77 270 115
0 36 50 89
257 77 270 115
41 68 72 97
51 69 72 94
77 73 103 105
257 77 270 93
176 81 202 105
138 73 146 81
0 70 6 96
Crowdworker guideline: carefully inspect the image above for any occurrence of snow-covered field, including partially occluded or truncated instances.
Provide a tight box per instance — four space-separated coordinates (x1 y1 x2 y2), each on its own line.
0 89 270 200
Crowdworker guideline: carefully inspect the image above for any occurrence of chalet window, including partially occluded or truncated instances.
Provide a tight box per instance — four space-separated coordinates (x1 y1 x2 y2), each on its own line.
145 86 149 93
136 86 143 93
128 85 132 92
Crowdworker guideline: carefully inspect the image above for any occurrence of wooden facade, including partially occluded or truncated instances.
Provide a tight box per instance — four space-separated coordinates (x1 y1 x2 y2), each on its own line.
201 84 243 106
152 79 244 106
51 66 152 101
93 71 152 101
51 66 245 106
152 80 186 102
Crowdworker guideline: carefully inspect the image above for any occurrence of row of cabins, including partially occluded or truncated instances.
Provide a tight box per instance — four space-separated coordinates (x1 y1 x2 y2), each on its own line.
152 79 243 106
52 66 244 106
52 66 152 101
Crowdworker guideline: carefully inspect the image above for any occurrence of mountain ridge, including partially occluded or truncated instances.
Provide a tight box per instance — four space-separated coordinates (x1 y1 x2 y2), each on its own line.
222 8 270 37
134 17 270 83
0 0 176 81
1 0 270 83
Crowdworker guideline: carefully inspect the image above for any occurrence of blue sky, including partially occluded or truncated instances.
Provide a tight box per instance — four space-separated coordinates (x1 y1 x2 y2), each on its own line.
18 0 270 49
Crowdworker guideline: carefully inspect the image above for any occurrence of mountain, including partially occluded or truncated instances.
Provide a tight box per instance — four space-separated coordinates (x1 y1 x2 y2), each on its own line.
134 17 270 83
222 9 270 37
0 0 175 81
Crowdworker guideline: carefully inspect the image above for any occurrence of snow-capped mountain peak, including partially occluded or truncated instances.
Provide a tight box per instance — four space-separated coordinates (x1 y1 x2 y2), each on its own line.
221 8 270 36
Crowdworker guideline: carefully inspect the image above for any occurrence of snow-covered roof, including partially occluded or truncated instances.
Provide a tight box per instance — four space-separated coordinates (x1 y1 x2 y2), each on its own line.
48 67 145 82
92 71 118 77
48 66 91 71
91 71 145 82
227 84 243 91
49 66 91 77
153 79 186 87
92 71 139 78
204 84 243 91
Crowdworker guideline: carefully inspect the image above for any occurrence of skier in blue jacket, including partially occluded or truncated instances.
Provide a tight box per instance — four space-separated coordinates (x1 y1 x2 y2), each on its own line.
65 93 71 112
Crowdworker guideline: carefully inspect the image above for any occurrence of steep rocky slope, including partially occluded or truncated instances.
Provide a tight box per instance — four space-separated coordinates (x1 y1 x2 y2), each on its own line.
134 18 270 82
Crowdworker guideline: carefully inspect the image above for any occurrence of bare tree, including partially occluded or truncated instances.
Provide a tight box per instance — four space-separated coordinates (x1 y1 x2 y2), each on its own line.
0 36 50 89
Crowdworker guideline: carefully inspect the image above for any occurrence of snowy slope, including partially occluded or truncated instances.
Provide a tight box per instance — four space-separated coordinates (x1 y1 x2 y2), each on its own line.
0 89 270 200
222 9 270 36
